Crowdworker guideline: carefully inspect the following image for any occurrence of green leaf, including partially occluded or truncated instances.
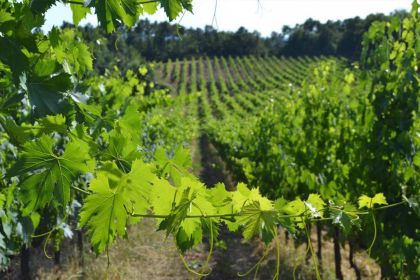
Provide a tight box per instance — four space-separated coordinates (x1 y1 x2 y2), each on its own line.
38 114 67 135
0 10 14 24
34 58 57 77
283 198 305 216
71 42 93 73
117 103 141 143
10 135 94 215
70 3 90 26
102 127 140 172
413 153 420 167
0 193 5 208
160 0 183 21
30 0 57 14
150 177 176 217
305 194 325 218
155 147 193 186
330 204 360 234
155 176 216 251
208 183 234 214
142 2 158 15
0 37 29 79
237 201 277 242
80 160 153 253
79 171 126 254
52 30 93 75
358 193 388 209
158 187 192 237
22 73 73 117
231 183 251 212
95 0 140 33
282 198 306 228
0 116 30 145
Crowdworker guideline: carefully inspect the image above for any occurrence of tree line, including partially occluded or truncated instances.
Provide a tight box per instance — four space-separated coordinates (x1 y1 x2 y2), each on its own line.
63 10 409 73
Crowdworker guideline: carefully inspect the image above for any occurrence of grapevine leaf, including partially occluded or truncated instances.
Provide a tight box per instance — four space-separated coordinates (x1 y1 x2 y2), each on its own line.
0 10 14 24
22 73 73 117
79 171 126 254
150 178 177 217
142 2 158 14
237 201 277 242
38 114 67 135
172 146 192 169
155 147 193 186
207 183 234 214
101 127 140 172
95 0 140 33
70 3 90 26
0 194 5 208
358 193 388 209
283 198 306 228
52 30 93 75
413 153 420 167
283 199 306 215
0 37 29 79
9 135 94 215
117 103 142 143
231 185 275 240
305 194 325 218
0 117 30 145
208 183 238 231
160 0 182 21
176 227 202 253
30 0 57 14
231 183 251 212
156 176 215 251
80 160 153 253
33 58 57 77
330 204 360 234
158 187 191 237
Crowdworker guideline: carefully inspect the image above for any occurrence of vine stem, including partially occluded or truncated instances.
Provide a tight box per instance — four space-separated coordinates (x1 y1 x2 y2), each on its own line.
178 251 210 277
71 185 91 194
32 228 56 238
373 200 406 210
43 230 54 259
192 203 214 276
272 226 280 280
303 218 321 280
367 211 377 256
130 212 240 219
129 198 408 220
237 243 271 278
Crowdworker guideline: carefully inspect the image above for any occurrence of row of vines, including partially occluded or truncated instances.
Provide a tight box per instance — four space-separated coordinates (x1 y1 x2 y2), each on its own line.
155 3 420 278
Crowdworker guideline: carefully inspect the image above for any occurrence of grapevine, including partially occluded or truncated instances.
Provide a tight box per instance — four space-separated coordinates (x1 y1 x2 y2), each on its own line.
0 0 419 279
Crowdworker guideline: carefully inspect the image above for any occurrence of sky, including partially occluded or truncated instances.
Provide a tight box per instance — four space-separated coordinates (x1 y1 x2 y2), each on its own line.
44 0 413 36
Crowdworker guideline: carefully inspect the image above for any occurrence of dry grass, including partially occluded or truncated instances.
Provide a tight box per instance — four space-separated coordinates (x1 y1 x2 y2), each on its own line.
36 219 190 280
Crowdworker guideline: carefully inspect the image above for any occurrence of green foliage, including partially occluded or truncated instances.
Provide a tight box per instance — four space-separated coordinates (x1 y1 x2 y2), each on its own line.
80 160 153 253
358 193 388 209
0 0 418 278
160 0 192 21
9 135 94 215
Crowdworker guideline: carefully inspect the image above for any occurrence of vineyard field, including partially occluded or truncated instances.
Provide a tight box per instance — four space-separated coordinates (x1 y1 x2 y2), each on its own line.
0 1 419 279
